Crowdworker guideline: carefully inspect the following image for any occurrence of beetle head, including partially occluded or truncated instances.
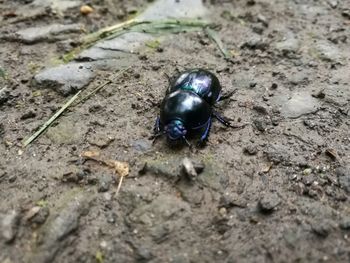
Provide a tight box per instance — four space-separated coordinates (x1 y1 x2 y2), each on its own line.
165 120 187 141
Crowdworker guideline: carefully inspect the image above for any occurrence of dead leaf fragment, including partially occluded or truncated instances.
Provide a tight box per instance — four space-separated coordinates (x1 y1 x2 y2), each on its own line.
261 162 273 173
81 150 100 158
80 150 129 194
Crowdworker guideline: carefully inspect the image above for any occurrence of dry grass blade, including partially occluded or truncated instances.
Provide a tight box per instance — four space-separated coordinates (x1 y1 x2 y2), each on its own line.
205 27 230 60
75 66 130 106
22 90 82 147
23 67 129 147
83 19 211 45
75 80 111 105
62 19 213 62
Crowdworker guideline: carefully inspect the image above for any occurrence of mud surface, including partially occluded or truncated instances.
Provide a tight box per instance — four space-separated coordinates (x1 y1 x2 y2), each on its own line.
1 0 350 262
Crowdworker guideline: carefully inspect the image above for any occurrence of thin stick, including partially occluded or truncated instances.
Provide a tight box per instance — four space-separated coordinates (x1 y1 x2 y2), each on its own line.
22 90 82 147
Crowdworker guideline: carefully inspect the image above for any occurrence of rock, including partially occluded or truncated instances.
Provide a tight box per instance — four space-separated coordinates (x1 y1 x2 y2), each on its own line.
252 23 264 34
97 175 113 193
252 105 268 115
128 194 191 226
31 207 50 225
342 9 350 19
241 34 268 50
139 158 180 179
151 224 171 243
247 0 256 6
0 88 10 106
177 183 204 205
106 212 117 224
8 175 17 183
339 217 350 230
181 158 197 180
136 246 153 261
90 32 155 54
313 41 343 62
46 119 86 144
336 166 350 193
311 89 325 99
219 192 247 208
29 190 94 262
170 254 190 263
257 14 269 27
253 118 267 132
20 109 36 120
138 0 207 21
87 135 114 148
24 206 41 221
243 144 258 155
288 71 309 86
78 0 207 61
25 206 50 225
327 0 338 8
197 161 228 192
12 24 82 44
311 220 333 237
0 210 20 243
31 0 81 13
283 227 302 248
275 92 320 118
275 35 300 56
131 139 152 152
258 192 281 213
264 145 290 165
33 63 96 96
232 71 256 89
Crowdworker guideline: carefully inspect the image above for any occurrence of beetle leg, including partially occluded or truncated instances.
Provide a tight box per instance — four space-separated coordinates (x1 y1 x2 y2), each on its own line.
154 116 162 134
213 111 232 127
217 89 237 102
198 117 212 146
151 117 164 144
164 72 173 93
213 111 249 129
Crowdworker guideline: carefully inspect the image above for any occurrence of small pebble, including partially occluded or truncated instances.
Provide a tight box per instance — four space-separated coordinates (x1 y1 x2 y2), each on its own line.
243 144 258 155
258 193 281 213
1 210 20 243
312 221 332 237
20 110 36 120
181 158 198 180
339 217 350 230
80 5 94 15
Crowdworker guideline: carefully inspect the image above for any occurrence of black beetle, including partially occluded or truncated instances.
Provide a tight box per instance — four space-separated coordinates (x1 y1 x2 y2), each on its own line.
154 69 235 146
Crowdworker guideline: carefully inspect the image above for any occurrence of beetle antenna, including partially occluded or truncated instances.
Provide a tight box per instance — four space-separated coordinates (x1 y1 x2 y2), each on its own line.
182 136 192 148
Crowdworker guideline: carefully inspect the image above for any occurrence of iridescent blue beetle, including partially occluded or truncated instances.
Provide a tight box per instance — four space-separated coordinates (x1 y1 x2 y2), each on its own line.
154 69 235 146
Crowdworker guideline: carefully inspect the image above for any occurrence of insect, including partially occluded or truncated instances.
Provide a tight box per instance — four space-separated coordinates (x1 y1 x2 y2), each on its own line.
154 69 236 146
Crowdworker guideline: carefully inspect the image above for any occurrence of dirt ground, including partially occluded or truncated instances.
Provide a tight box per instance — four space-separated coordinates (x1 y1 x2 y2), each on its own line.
1 0 350 262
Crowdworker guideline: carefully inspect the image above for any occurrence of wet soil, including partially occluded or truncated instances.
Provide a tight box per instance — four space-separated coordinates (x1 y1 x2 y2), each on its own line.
1 0 350 262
